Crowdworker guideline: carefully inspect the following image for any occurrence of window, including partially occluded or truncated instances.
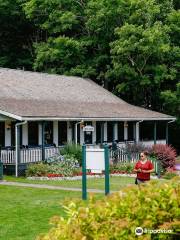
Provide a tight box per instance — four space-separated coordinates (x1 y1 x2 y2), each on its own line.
28 122 38 146
96 122 102 143
118 122 124 141
140 122 154 141
157 121 166 140
128 122 135 141
58 121 67 145
0 122 5 147
44 122 53 145
84 121 92 144
107 122 114 142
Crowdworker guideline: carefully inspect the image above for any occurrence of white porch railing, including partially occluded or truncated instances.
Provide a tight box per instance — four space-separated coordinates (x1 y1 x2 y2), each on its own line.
1 147 60 164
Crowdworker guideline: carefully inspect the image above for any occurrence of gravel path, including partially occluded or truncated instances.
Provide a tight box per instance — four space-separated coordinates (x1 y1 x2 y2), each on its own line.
0 180 105 193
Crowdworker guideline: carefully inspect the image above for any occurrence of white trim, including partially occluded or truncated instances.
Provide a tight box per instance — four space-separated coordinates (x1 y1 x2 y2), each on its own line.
20 117 176 121
0 109 176 122
0 110 22 120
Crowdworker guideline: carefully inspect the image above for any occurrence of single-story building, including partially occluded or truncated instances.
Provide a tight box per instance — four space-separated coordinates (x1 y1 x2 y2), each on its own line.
0 68 175 174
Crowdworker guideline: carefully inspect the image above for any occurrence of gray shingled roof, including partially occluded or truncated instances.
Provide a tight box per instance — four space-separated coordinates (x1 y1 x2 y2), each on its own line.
0 68 175 121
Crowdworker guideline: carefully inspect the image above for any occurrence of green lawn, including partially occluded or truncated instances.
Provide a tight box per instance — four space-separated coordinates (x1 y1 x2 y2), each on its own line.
0 175 135 239
0 185 83 240
4 175 135 191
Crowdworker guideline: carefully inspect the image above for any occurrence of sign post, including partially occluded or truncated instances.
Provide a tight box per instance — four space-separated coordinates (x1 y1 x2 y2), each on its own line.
104 144 110 195
82 144 110 199
82 144 87 200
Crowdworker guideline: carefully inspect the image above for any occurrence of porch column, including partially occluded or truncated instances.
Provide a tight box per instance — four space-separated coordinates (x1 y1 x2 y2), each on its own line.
22 122 28 146
92 121 96 144
114 122 118 141
41 121 45 161
104 122 107 142
100 122 104 144
53 121 58 146
38 123 42 145
124 121 128 141
5 121 11 146
135 122 140 143
154 122 157 145
80 125 84 145
67 121 72 143
166 122 168 144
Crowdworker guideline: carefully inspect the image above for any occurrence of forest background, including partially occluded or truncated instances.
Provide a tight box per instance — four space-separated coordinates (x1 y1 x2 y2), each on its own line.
0 0 179 151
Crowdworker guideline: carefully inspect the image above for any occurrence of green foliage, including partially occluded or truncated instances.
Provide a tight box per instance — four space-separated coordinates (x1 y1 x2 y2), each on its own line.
26 162 49 177
26 154 80 177
163 171 178 179
37 177 180 240
47 154 79 177
110 162 134 173
60 143 82 166
0 0 35 69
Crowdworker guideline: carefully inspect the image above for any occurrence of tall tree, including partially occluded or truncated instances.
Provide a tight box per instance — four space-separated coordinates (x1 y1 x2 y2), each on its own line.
0 0 36 69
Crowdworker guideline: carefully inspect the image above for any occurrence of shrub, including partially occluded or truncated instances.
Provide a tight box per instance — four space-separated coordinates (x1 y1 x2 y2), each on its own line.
37 178 180 240
110 162 134 173
163 167 178 179
60 143 82 166
26 163 50 177
152 144 177 170
48 154 79 177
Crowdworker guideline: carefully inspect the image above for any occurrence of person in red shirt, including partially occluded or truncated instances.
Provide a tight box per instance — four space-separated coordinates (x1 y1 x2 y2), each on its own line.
134 151 154 184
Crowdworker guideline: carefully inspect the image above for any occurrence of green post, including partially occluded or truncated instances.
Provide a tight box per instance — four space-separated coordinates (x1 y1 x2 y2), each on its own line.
154 122 157 145
82 144 87 200
104 144 110 195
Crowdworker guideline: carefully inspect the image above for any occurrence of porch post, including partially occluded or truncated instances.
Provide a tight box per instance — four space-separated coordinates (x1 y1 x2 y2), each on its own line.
5 121 11 146
80 125 84 145
114 122 118 141
154 122 157 145
104 122 107 142
92 121 96 144
53 121 58 146
67 121 72 143
135 122 140 143
41 121 45 161
22 122 28 146
100 122 104 144
166 122 168 144
124 121 128 141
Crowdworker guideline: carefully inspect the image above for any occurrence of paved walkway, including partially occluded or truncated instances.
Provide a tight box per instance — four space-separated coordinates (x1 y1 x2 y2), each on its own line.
0 181 105 193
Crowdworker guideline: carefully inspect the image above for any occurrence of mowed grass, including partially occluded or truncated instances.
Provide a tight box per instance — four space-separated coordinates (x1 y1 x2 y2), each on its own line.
0 185 82 240
5 175 135 191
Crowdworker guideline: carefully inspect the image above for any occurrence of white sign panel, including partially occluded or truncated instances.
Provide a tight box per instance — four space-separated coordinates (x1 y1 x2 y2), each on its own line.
83 125 94 132
86 149 105 173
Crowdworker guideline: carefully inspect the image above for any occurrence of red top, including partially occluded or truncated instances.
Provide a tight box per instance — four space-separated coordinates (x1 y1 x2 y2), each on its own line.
134 160 154 180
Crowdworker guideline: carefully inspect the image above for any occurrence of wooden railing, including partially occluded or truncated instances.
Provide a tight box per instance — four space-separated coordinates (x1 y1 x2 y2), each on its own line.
1 147 60 164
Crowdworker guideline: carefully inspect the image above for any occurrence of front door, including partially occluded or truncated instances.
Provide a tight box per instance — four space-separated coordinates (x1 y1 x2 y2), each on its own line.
84 122 93 144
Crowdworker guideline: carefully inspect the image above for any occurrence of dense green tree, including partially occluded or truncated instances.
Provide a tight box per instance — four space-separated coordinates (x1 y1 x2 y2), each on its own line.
0 0 179 150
